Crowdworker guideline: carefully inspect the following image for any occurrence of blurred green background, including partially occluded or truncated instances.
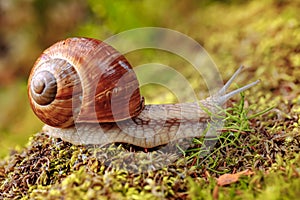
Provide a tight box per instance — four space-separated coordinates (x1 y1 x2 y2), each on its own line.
0 0 299 158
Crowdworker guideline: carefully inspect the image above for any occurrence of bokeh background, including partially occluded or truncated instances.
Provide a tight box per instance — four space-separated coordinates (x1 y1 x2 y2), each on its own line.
0 0 299 158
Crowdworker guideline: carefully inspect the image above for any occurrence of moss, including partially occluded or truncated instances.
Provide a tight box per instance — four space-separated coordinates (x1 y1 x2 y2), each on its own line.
0 94 299 199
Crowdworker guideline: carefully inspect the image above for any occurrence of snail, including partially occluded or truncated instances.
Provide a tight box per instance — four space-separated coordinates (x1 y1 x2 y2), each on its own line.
28 37 259 148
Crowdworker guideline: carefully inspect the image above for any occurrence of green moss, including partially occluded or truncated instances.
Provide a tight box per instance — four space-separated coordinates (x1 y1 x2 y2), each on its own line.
0 92 299 199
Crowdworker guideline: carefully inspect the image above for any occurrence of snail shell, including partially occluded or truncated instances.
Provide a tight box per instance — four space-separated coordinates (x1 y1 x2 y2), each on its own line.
28 37 259 148
28 38 144 128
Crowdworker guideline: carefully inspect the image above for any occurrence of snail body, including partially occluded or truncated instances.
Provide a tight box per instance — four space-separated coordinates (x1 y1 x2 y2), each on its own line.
28 37 259 148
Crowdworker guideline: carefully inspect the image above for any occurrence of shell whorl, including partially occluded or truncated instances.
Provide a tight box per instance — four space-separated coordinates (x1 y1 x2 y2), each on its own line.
28 58 82 127
30 70 57 105
28 38 144 128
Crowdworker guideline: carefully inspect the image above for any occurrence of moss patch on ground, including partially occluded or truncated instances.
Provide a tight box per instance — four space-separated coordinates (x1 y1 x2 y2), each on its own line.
1 0 300 199
0 118 299 199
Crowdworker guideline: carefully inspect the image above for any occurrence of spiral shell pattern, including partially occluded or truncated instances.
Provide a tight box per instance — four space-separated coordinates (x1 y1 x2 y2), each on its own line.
28 38 144 128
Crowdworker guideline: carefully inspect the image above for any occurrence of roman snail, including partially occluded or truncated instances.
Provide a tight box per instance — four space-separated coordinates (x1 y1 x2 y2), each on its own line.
28 37 259 148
